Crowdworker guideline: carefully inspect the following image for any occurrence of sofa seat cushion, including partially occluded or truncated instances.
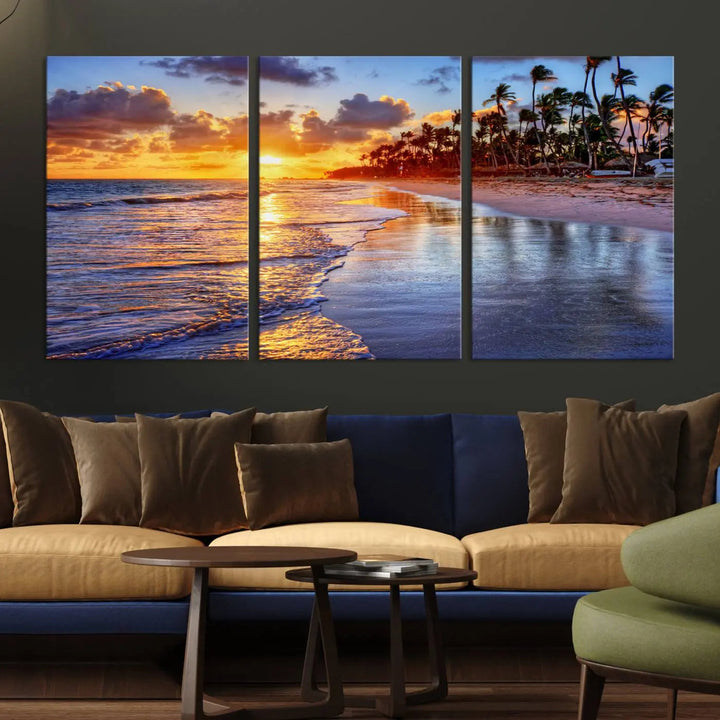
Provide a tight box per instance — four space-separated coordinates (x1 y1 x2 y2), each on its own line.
0 525 203 600
573 586 720 681
209 522 468 590
462 523 639 591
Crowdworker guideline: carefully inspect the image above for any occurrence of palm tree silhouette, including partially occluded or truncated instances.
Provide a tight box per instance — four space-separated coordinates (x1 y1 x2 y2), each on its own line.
587 56 628 166
612 59 640 174
484 84 518 165
530 65 556 173
641 83 674 153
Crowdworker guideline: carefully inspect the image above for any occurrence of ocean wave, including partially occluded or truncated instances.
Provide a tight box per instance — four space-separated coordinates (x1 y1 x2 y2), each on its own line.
47 311 248 360
110 258 248 272
47 189 250 212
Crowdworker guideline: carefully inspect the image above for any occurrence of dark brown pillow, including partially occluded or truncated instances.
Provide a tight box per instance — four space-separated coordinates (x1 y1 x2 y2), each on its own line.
518 399 635 522
0 400 81 525
212 408 328 444
658 393 720 513
0 431 14 528
551 398 686 525
62 417 140 526
252 408 328 444
235 439 358 530
138 409 255 536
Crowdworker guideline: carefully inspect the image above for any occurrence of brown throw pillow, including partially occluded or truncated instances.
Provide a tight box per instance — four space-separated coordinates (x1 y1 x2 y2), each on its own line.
658 393 720 514
138 409 256 536
551 398 686 525
235 439 358 530
62 417 141 526
518 399 635 522
252 408 328 443
0 431 14 528
212 408 328 444
0 400 81 525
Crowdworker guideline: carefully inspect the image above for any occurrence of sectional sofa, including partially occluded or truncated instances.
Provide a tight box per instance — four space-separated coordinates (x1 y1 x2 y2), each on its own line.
0 410 678 636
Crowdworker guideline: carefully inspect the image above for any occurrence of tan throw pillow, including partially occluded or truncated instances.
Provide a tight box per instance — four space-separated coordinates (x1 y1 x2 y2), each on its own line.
62 417 141 526
235 439 358 530
0 431 14 528
212 408 328 444
658 393 720 514
518 399 635 522
0 400 81 525
552 398 686 525
138 409 255 536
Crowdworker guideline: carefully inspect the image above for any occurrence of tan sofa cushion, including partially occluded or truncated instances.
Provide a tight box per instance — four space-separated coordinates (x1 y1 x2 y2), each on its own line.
209 521 468 590
462 523 639 591
0 525 203 600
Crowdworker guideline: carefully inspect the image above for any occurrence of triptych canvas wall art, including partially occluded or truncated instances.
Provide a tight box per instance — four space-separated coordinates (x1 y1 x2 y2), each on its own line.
46 55 673 361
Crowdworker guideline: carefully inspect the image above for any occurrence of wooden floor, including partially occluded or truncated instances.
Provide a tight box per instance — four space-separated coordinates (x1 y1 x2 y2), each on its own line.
1 683 719 719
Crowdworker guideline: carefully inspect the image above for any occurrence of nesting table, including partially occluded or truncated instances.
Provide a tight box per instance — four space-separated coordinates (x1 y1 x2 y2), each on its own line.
286 566 477 718
122 546 356 720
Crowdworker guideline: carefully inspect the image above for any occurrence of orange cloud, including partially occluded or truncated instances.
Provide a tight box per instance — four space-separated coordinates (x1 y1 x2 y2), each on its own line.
421 109 456 126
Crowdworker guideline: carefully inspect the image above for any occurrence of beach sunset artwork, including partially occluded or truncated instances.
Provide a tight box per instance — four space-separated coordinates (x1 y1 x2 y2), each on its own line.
258 56 461 360
471 56 674 359
46 56 249 359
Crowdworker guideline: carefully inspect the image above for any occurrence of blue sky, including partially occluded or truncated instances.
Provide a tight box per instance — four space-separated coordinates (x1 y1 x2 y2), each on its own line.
47 56 247 117
259 56 461 176
472 56 674 121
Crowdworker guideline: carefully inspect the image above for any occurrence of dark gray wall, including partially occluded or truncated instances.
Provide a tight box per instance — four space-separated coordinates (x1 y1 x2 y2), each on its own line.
0 0 714 414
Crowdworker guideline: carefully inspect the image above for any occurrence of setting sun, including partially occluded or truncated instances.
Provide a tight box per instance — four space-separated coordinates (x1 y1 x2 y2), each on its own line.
260 155 283 165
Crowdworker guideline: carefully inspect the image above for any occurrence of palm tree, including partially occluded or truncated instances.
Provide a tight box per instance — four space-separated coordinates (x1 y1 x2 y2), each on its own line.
483 83 519 165
660 107 674 158
451 109 461 168
477 113 497 169
568 91 592 160
530 64 556 173
612 58 640 175
410 136 425 165
580 61 594 168
640 83 674 152
587 56 628 167
517 108 536 164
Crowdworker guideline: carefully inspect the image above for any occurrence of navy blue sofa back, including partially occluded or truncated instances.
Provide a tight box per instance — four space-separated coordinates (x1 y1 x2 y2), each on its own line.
89 410 531 538
328 413 529 538
327 414 455 535
451 414 529 537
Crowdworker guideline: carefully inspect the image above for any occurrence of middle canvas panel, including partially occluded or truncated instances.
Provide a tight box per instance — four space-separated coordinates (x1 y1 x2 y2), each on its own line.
258 56 462 360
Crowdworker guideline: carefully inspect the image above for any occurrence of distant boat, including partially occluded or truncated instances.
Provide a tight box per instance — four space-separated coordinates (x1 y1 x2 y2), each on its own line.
587 169 632 178
644 158 674 177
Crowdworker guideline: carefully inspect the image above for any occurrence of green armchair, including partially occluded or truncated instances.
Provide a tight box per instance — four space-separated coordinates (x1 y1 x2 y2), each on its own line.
573 503 720 720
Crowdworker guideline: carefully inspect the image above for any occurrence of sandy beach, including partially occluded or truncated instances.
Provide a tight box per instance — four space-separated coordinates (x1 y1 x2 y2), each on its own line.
376 177 673 233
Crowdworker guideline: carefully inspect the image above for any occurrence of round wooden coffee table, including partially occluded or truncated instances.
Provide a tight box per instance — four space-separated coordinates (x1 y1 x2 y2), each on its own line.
123 546 356 720
286 566 477 718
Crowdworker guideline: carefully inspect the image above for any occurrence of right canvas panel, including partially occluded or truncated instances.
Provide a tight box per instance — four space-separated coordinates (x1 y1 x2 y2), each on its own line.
472 56 674 359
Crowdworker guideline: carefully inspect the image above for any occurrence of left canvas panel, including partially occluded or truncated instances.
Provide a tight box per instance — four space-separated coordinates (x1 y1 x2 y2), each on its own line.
46 56 249 359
